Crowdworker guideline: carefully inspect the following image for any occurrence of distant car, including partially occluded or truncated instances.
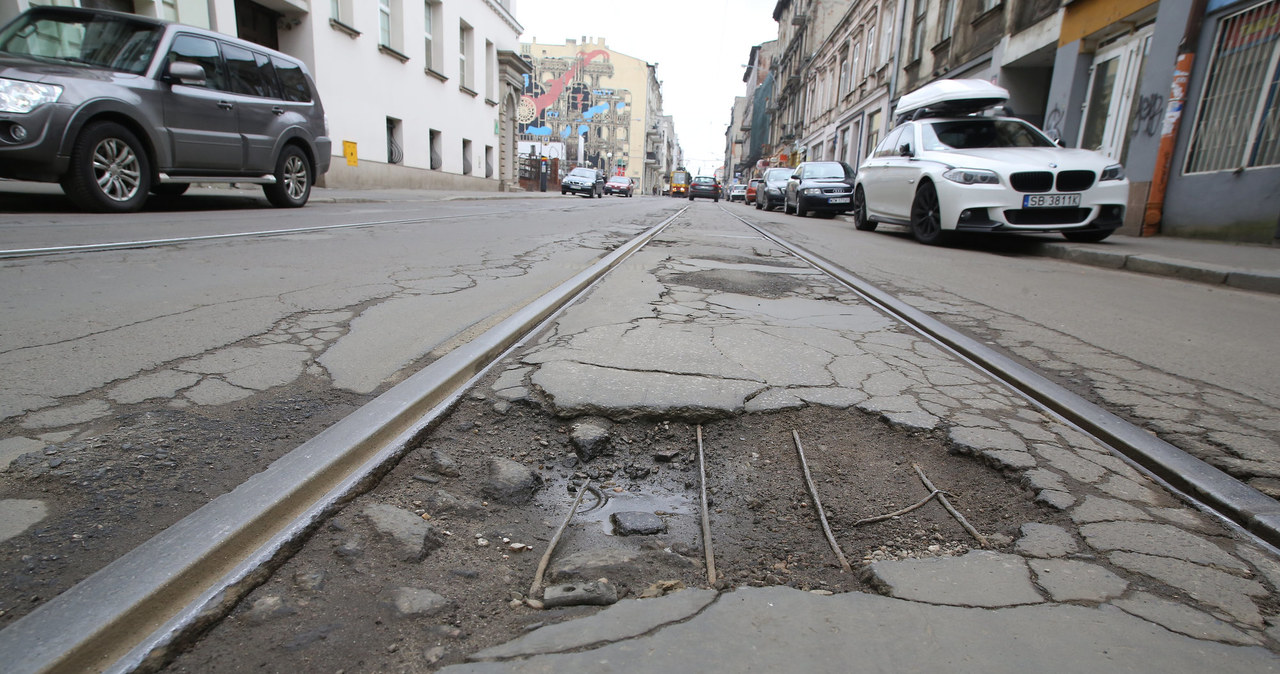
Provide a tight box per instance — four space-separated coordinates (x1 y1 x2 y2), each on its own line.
0 5 331 212
784 161 858 217
728 184 747 202
561 166 604 198
755 167 793 211
688 176 720 201
746 178 761 204
604 175 634 197
854 79 1127 244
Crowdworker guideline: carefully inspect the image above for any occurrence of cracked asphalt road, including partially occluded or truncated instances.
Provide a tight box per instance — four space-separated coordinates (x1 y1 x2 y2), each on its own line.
167 204 1278 672
0 197 678 626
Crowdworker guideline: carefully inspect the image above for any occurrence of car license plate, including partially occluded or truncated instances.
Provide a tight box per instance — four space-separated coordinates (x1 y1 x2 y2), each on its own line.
829 197 850 204
1023 193 1081 208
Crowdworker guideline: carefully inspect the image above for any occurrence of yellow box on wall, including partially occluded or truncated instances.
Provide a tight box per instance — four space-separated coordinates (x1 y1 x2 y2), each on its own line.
1060 0 1160 46
343 140 358 167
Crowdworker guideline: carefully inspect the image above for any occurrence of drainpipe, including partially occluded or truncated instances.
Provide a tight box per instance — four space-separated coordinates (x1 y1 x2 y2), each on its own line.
1142 0 1209 236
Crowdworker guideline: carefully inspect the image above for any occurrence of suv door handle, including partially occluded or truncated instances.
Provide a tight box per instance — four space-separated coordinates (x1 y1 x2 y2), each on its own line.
271 106 285 115
217 101 234 110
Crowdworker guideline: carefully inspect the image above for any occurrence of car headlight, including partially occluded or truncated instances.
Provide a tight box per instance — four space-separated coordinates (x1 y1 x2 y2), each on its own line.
0 77 63 114
802 188 822 195
1100 164 1126 181
767 187 782 195
943 168 1000 185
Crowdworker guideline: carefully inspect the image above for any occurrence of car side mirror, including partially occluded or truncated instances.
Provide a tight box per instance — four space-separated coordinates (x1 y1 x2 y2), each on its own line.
1044 129 1064 146
899 144 914 158
167 61 207 86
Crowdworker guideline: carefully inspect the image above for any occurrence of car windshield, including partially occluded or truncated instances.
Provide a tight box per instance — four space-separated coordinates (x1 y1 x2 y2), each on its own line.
568 168 595 178
765 168 792 182
921 119 1055 150
693 177 715 184
0 9 162 75
803 163 850 180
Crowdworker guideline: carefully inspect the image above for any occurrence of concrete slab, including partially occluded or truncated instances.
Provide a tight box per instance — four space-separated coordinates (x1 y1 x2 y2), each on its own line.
868 550 1045 607
442 587 1280 673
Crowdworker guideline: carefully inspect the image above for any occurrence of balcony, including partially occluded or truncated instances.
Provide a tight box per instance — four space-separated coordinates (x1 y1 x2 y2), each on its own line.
645 152 658 164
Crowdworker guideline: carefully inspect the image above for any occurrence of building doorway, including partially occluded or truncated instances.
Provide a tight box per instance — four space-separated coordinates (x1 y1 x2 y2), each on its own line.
235 0 280 51
1078 25 1154 163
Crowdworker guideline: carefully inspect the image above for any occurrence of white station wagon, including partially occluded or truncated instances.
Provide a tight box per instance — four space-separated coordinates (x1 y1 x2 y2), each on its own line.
853 79 1128 244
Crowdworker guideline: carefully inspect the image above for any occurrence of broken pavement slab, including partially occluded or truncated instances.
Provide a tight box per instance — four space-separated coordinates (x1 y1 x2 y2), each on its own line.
440 586 1279 673
866 550 1045 607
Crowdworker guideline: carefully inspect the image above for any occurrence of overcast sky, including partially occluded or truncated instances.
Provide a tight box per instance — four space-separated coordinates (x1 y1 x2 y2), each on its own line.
517 0 781 177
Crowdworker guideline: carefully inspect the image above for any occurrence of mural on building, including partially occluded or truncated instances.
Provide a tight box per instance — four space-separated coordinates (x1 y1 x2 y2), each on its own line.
518 50 633 171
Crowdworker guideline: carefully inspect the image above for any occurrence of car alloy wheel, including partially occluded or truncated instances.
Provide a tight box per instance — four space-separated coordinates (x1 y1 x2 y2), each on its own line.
62 121 152 213
265 145 312 208
853 187 876 231
910 182 945 245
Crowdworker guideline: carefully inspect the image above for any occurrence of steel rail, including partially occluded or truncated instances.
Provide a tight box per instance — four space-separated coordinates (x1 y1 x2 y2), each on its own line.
729 210 1280 548
0 208 687 674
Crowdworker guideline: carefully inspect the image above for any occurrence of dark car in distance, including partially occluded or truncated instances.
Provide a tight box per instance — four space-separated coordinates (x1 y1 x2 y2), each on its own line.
784 161 857 217
688 175 720 202
561 166 604 197
604 175 634 197
0 6 331 213
755 167 794 211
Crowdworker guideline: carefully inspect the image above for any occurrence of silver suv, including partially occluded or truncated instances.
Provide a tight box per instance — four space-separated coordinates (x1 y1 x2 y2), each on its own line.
0 6 330 212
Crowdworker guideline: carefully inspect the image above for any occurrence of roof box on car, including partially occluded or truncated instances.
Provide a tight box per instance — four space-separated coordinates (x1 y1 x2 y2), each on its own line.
896 79 1010 121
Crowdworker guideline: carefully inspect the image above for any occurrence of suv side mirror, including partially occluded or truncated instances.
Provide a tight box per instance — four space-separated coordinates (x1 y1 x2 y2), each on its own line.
167 61 207 86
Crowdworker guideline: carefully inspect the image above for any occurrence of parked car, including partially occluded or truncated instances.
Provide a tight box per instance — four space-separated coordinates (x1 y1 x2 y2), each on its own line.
604 175 634 197
755 167 793 211
728 184 747 202
746 178 761 204
688 175 720 201
561 166 604 197
854 79 1127 244
784 161 858 218
0 6 331 212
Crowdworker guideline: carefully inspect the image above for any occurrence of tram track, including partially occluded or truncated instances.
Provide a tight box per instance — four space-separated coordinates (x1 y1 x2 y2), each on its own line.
0 208 685 674
3 202 1277 673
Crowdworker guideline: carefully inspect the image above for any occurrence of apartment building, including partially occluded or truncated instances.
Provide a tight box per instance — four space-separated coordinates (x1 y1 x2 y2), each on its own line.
518 37 677 195
749 0 1276 241
0 0 531 191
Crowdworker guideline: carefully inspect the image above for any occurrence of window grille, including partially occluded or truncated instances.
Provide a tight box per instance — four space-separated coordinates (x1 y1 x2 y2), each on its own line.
1185 0 1280 173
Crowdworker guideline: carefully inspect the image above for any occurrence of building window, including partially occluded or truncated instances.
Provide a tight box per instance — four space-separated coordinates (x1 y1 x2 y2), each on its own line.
387 117 403 164
459 21 474 91
911 0 927 63
865 110 881 162
1185 0 1280 173
462 138 473 175
981 0 1000 12
851 41 861 87
865 26 876 74
430 128 442 169
940 0 955 40
485 145 494 178
838 49 850 97
424 1 441 71
378 0 403 51
485 39 496 100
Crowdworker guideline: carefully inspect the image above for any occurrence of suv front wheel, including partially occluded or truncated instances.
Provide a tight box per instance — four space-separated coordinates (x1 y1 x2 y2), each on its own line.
264 145 312 208
62 121 151 213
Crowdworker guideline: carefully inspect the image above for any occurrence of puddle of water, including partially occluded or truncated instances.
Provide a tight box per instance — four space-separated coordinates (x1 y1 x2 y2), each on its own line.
577 487 694 536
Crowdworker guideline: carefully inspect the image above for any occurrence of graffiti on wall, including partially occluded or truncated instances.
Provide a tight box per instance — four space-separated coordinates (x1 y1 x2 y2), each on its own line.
518 49 632 171
1133 93 1165 138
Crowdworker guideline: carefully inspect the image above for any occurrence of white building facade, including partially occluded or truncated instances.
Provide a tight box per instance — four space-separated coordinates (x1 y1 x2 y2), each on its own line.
0 0 530 191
